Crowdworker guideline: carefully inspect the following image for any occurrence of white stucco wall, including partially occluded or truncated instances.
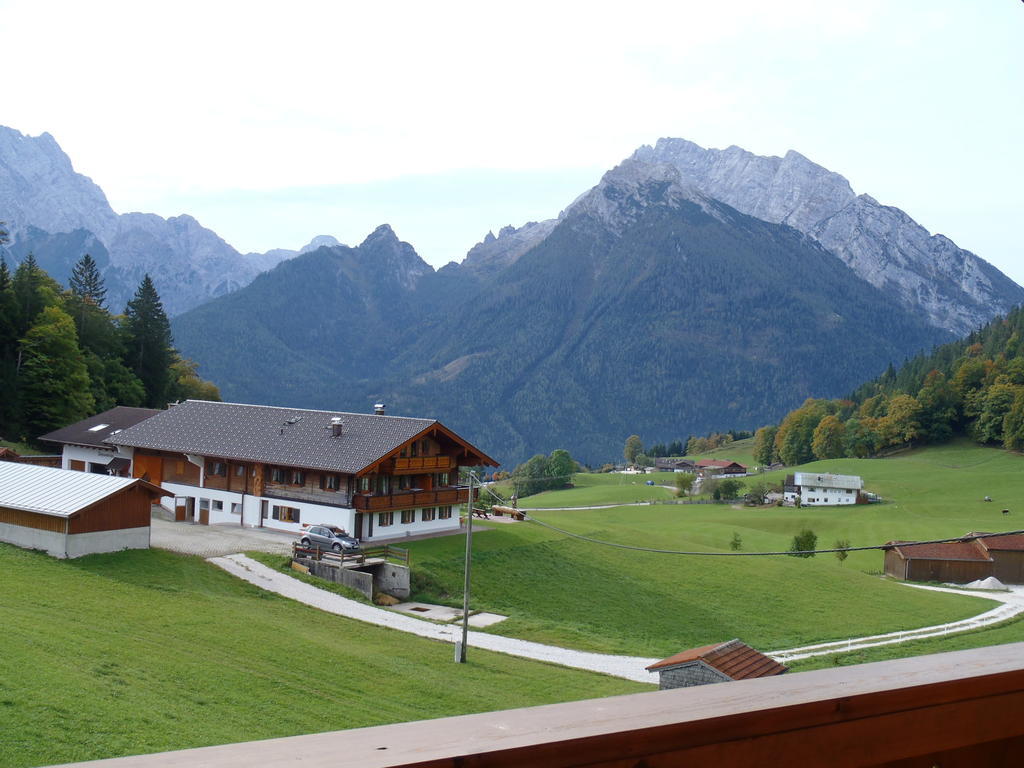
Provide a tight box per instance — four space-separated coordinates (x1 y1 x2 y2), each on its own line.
158 481 356 533
62 444 117 471
0 521 149 558
786 487 858 506
367 507 461 541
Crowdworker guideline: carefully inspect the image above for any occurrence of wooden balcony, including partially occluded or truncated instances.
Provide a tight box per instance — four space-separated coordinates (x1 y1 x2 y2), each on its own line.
389 455 456 474
352 487 468 511
55 643 1024 767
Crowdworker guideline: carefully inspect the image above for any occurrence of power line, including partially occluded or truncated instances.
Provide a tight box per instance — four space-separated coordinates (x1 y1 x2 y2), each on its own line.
522 514 1024 558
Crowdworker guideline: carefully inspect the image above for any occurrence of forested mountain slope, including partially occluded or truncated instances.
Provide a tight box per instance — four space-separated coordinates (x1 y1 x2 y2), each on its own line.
174 161 951 465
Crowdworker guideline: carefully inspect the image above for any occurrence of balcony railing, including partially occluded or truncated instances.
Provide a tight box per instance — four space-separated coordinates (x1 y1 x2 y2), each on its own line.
352 487 468 511
264 486 351 508
389 455 456 473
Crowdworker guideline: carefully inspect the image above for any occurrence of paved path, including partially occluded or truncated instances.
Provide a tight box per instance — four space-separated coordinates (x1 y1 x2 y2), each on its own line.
769 583 1024 662
209 554 660 683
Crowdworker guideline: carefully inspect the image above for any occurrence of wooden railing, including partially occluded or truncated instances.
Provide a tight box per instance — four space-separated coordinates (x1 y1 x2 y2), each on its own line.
390 455 455 473
292 543 409 567
52 643 1024 767
352 487 468 511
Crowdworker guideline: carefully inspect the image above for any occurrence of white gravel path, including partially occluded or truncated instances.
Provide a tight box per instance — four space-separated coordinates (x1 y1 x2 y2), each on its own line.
210 553 660 684
768 583 1024 662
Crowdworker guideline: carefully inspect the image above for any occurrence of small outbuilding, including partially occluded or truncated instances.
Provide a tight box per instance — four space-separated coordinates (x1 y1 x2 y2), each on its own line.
0 462 162 558
646 639 787 690
971 532 1024 585
884 539 994 584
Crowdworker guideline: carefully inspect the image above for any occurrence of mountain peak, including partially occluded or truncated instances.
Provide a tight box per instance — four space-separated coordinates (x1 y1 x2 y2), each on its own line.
299 234 342 253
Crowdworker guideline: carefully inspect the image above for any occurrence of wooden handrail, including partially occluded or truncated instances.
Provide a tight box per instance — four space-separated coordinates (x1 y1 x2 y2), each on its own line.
47 643 1024 767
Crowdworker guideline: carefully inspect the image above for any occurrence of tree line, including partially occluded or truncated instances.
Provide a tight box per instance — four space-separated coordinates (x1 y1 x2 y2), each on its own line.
751 305 1024 466
0 233 219 445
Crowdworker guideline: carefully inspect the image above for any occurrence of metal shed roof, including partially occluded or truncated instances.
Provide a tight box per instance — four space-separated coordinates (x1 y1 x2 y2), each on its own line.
793 472 863 490
0 462 145 518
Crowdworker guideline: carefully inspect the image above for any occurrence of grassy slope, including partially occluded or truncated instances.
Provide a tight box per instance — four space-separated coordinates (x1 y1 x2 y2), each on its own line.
514 472 677 508
0 546 645 768
409 440 1023 656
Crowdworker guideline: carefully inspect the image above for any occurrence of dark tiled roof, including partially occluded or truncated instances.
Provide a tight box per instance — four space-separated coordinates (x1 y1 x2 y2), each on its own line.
646 639 787 680
697 459 746 469
38 406 162 448
105 400 474 474
970 532 1024 552
888 540 993 562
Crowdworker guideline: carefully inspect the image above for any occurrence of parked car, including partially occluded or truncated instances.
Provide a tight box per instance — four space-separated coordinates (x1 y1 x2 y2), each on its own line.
299 525 361 553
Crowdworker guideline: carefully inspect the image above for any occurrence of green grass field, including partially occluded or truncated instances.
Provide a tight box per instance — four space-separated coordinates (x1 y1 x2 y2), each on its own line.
408 439 1024 657
512 471 678 508
0 545 645 768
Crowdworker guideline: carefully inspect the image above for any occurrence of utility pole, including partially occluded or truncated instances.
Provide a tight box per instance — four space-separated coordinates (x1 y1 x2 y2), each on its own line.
457 469 474 663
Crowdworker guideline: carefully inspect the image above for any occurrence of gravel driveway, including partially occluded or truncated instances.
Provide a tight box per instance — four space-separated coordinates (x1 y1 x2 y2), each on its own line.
150 517 295 557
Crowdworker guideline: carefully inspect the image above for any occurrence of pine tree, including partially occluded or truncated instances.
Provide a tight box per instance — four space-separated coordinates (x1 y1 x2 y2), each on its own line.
69 253 107 308
122 274 174 407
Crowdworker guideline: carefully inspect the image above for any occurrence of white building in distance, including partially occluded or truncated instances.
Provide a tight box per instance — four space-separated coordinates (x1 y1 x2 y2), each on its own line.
784 472 864 506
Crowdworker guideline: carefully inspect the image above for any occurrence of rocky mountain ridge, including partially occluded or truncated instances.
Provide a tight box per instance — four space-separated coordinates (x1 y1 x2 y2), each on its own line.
0 126 288 315
457 139 1021 337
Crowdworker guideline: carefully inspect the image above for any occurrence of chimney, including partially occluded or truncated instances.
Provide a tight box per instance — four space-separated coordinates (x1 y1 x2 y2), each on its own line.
374 403 386 415
330 416 343 437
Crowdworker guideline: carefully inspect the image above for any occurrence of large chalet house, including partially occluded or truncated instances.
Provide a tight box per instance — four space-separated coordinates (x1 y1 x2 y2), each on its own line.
44 400 497 541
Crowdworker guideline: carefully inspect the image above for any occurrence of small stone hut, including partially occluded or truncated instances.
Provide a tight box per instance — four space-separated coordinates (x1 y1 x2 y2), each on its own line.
646 639 787 690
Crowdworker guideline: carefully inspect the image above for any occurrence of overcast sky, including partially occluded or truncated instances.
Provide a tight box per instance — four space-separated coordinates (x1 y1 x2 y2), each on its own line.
2 1 1022 282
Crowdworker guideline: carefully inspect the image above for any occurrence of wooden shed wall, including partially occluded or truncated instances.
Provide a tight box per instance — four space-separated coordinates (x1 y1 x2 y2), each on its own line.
68 486 156 534
991 551 1024 585
0 506 66 532
906 558 993 584
884 550 905 579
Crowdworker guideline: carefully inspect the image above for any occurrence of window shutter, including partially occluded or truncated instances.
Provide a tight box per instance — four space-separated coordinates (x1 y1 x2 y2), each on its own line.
319 474 325 490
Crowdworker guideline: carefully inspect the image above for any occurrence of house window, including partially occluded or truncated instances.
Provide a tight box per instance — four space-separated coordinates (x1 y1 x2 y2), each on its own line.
400 446 408 458
410 441 419 458
398 474 412 490
376 475 390 494
435 472 449 486
292 470 305 486
212 500 223 511
234 464 246 477
400 509 414 524
209 461 227 476
378 511 394 527
323 474 340 491
422 507 436 522
271 467 286 483
359 476 370 492
230 503 241 515
421 439 430 455
439 505 452 520
272 505 301 523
